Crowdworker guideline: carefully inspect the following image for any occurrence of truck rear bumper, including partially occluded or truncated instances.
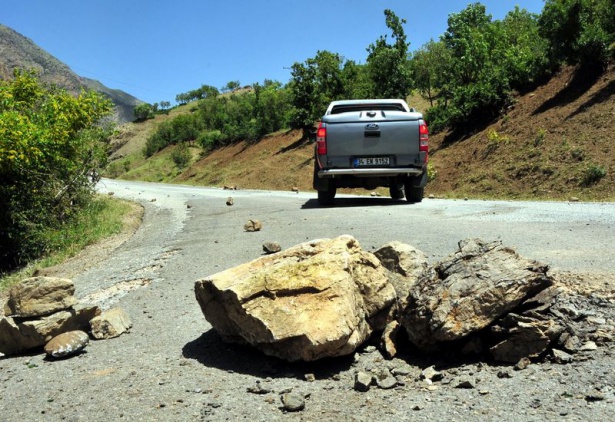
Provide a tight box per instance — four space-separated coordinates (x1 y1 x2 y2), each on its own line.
318 167 424 178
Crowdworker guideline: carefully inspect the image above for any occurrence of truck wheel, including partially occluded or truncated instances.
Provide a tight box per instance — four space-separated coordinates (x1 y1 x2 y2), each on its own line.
317 183 336 206
406 186 424 203
389 183 405 200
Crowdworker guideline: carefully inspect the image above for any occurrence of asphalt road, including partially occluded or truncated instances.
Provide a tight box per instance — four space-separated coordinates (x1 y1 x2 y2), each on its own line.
2 178 613 421
96 178 615 287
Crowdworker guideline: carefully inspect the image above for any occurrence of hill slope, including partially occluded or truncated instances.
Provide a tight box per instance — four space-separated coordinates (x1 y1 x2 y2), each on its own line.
111 65 614 201
0 24 141 123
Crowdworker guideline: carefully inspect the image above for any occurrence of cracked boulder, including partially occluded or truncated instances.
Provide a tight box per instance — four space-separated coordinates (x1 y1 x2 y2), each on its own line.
194 235 397 361
401 238 553 352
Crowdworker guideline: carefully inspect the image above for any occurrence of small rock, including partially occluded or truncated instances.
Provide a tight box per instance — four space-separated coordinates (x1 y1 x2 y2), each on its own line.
90 307 132 339
586 316 606 325
304 373 315 382
243 219 262 232
552 349 574 364
497 370 513 379
262 242 282 254
247 381 272 394
563 335 582 353
150 198 156 202
514 357 531 370
226 197 234 206
421 366 443 382
454 376 476 389
363 345 377 354
354 372 372 392
580 341 598 351
376 376 398 389
280 392 305 412
44 330 89 358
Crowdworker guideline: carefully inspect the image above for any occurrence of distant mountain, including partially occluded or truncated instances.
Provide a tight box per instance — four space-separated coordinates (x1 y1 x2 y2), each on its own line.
0 24 141 123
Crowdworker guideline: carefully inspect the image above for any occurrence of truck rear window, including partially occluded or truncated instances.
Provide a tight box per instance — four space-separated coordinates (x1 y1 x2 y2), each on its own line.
330 103 406 114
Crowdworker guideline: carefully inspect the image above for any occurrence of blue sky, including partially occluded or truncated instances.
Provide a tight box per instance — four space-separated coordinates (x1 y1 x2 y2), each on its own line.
3 1 545 104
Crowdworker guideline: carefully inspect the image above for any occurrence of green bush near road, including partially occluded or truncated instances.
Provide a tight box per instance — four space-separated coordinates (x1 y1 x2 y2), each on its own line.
0 70 113 272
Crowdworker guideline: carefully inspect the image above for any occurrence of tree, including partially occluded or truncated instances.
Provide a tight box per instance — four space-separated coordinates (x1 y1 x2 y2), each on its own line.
133 103 155 121
253 80 290 137
498 7 550 89
288 50 356 133
0 70 113 270
411 40 451 107
365 9 412 99
540 0 615 70
222 80 241 93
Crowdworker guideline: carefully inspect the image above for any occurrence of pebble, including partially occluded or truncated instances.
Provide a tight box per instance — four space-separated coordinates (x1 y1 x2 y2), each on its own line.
280 392 305 412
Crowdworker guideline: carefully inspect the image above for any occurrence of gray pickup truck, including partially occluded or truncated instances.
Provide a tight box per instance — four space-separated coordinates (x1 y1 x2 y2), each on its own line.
313 99 429 206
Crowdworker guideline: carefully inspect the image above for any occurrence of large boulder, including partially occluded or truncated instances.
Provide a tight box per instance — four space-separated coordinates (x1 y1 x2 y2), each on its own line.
195 235 397 361
4 277 78 317
401 239 553 351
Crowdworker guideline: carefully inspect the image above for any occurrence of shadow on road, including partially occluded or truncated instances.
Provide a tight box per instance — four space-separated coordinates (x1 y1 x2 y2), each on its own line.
182 330 355 379
301 197 421 209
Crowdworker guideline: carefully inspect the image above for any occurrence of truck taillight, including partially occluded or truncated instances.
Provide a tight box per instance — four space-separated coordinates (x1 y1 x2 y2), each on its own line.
316 122 327 155
419 120 429 163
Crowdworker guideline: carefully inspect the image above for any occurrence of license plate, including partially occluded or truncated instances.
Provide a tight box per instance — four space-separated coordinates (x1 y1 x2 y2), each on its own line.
355 157 390 166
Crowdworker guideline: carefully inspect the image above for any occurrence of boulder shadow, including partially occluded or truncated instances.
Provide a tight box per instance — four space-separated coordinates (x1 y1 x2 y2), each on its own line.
182 329 355 380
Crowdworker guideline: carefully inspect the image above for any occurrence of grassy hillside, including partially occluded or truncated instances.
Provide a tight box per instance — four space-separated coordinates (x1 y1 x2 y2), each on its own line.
107 66 615 202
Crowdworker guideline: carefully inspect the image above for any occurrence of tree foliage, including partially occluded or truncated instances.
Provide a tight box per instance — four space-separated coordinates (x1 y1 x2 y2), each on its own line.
0 70 113 270
145 80 291 156
417 3 551 132
539 0 615 69
175 84 219 105
366 9 412 99
288 50 369 132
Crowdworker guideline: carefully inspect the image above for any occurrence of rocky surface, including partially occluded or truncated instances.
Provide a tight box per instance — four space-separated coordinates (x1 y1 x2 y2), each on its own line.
0 190 613 421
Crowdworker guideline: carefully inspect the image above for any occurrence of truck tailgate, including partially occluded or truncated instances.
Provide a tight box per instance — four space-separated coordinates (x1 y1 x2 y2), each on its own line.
322 111 421 157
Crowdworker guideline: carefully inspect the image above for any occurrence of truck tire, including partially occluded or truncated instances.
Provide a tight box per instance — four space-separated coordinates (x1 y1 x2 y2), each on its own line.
389 183 405 200
317 184 336 206
406 186 424 203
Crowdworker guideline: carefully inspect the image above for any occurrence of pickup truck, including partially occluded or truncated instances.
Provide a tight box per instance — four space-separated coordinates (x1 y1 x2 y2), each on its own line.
313 99 429 206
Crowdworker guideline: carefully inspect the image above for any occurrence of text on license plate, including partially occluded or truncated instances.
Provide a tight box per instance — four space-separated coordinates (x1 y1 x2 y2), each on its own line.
355 157 390 166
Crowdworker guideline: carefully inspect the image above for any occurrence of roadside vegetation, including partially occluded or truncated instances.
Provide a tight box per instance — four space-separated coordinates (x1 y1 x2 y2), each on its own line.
0 196 134 291
0 70 117 278
2 0 614 279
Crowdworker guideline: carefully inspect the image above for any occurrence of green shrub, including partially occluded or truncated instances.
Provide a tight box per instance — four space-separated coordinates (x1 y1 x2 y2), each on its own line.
171 143 191 168
582 164 607 186
0 70 113 271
